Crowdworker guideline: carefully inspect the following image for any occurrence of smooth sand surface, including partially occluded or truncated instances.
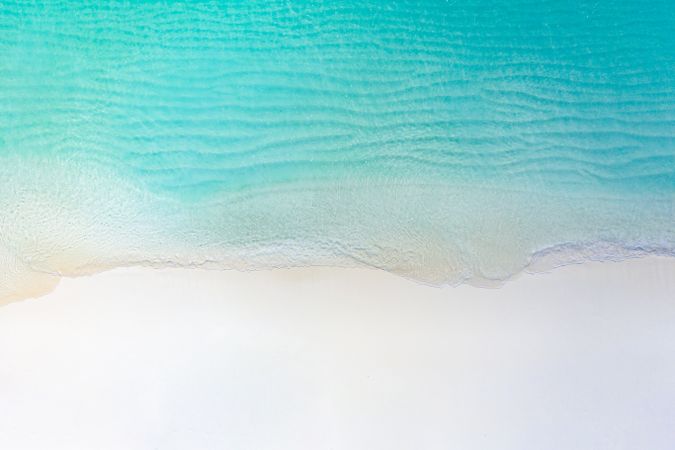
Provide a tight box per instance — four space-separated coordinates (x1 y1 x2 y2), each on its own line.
1 258 674 450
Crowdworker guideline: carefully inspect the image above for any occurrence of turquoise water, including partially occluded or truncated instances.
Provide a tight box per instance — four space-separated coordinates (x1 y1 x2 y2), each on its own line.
1 1 674 299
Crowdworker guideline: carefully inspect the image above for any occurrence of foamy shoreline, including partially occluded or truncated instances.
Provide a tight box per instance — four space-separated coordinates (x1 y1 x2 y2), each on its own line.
4 247 674 307
1 257 674 449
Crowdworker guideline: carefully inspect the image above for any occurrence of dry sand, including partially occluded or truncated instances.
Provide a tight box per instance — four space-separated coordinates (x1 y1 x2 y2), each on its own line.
1 258 674 450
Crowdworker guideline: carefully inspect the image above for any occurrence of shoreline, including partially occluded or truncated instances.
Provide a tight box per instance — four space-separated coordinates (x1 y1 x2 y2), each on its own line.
3 251 675 308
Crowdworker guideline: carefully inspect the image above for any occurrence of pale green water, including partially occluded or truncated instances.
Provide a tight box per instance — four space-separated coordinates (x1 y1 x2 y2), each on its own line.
1 1 674 299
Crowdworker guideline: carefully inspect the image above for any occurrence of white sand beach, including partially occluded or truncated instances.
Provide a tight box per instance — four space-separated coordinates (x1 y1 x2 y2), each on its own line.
1 258 674 450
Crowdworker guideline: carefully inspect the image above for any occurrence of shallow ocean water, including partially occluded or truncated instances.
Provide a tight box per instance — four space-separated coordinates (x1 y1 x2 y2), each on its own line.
1 1 674 300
